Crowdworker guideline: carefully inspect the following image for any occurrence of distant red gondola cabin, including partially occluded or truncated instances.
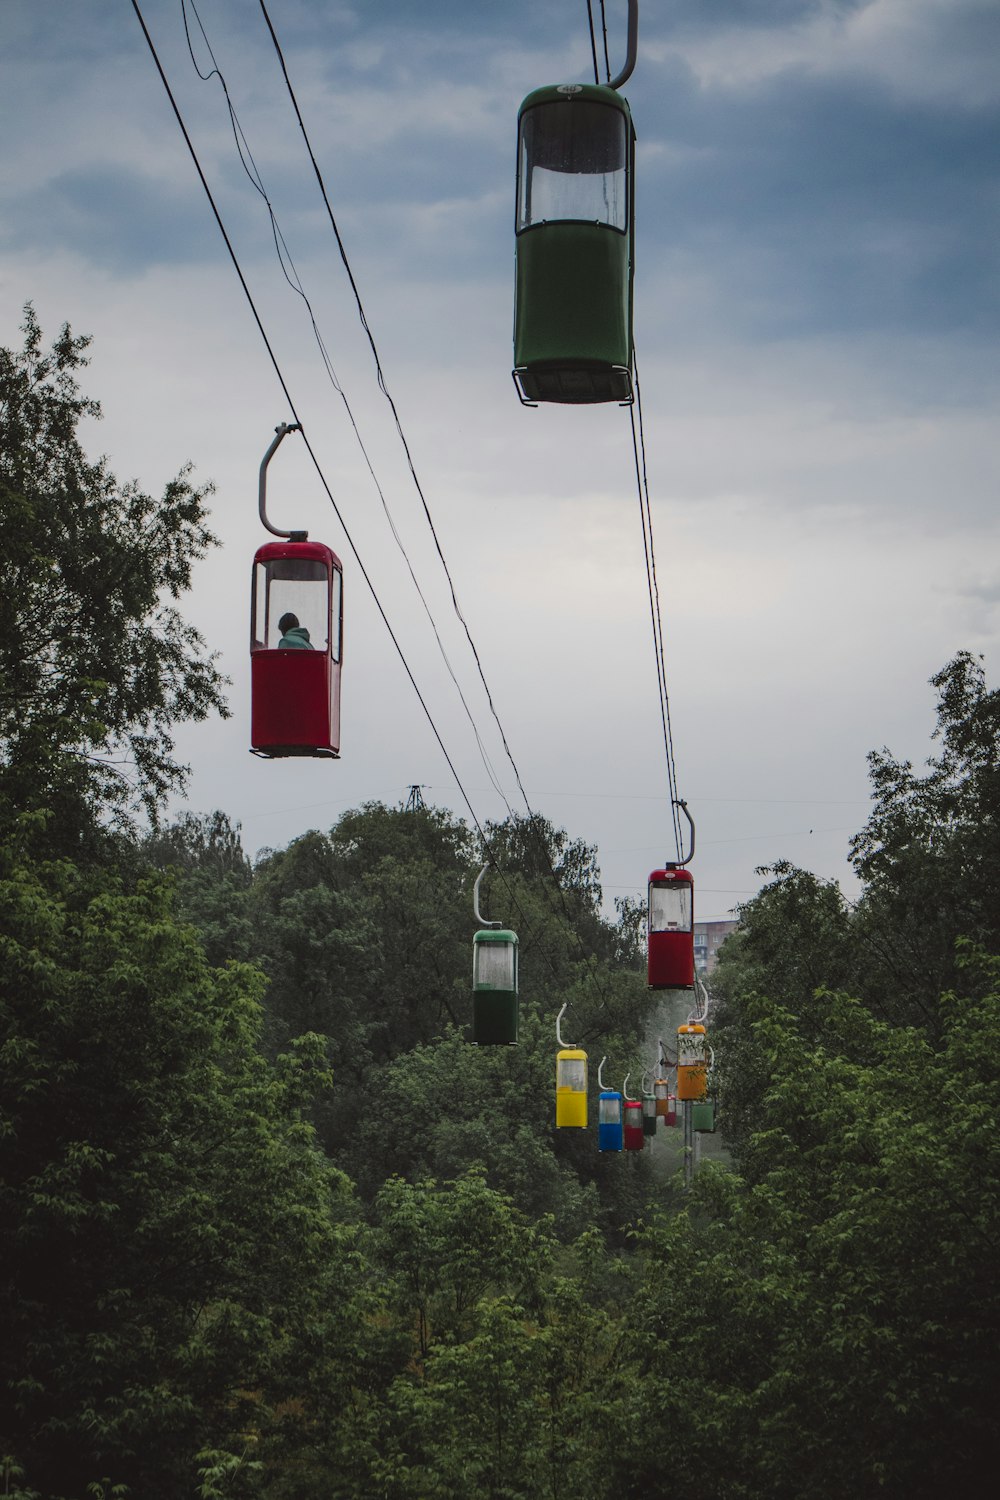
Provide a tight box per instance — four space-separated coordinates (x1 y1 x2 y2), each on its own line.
623 1099 645 1152
251 539 343 758
647 865 694 989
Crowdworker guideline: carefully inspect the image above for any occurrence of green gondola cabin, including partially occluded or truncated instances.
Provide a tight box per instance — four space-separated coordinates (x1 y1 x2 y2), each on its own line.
472 928 519 1045
513 83 635 405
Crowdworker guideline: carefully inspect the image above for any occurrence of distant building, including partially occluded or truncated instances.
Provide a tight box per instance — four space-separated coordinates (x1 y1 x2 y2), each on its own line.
694 919 738 976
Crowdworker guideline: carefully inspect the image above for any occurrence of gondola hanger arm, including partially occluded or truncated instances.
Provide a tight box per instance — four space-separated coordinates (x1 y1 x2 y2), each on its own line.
556 1003 579 1049
473 863 502 928
673 799 695 867
259 421 304 539
607 0 639 91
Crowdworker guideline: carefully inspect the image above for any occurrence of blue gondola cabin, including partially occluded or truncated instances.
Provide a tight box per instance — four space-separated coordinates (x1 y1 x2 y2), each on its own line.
251 539 342 758
598 1090 624 1152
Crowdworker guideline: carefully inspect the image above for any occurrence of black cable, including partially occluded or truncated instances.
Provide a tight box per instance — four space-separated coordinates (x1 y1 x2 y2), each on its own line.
586 1 601 84
255 0 623 1020
255 0 538 818
180 0 516 817
132 0 610 1013
598 0 613 84
631 351 685 863
130 0 500 866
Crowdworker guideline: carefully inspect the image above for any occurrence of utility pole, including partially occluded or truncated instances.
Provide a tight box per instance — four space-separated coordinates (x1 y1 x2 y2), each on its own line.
405 784 426 812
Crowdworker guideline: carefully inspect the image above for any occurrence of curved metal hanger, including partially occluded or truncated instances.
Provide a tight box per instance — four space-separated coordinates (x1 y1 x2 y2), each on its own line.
259 421 305 539
607 0 639 91
672 798 696 867
473 864 502 929
556 1003 579 1049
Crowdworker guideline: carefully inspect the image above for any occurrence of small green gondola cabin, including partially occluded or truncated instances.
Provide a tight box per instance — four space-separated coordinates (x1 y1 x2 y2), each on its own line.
513 82 635 405
472 928 519 1044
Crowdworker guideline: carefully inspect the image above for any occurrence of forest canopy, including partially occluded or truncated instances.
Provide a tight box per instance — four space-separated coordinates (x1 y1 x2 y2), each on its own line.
2 313 998 1496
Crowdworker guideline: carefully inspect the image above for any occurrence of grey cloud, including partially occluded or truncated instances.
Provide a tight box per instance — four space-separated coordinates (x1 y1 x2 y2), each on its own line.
635 59 1000 342
1 166 228 274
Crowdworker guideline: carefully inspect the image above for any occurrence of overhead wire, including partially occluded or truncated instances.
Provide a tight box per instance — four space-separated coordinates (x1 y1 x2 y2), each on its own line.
586 1 601 84
255 0 529 818
588 0 686 866
216 0 619 1020
630 355 685 862
130 0 512 888
179 0 516 818
133 0 623 1026
253 0 629 1027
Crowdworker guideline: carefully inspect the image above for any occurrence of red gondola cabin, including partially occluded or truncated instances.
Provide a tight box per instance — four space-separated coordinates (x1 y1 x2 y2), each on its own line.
251 539 343 758
623 1099 645 1152
647 865 694 989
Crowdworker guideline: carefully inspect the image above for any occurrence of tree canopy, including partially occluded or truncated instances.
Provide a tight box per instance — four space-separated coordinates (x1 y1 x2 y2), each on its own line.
4 309 1000 1496
0 306 227 847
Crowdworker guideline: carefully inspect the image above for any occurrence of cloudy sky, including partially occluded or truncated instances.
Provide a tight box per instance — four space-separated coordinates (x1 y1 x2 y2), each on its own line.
2 0 998 921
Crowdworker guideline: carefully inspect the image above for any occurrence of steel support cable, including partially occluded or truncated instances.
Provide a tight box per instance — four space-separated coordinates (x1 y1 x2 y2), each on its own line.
630 353 684 863
255 1 531 815
255 0 623 1020
586 1 601 84
130 0 524 896
180 0 516 818
133 0 592 1000
580 3 684 864
203 0 611 1015
599 0 613 84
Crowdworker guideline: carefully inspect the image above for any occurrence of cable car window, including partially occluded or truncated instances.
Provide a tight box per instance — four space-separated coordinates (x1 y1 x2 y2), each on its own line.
252 558 330 652
678 1031 706 1067
649 882 693 933
330 566 343 664
252 562 268 650
599 1095 622 1125
475 942 517 990
518 102 627 232
558 1058 587 1091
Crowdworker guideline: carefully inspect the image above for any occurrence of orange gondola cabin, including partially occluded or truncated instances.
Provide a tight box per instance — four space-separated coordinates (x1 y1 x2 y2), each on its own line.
251 538 343 758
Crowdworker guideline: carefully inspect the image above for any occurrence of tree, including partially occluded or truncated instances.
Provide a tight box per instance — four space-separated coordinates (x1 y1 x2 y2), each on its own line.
0 306 227 845
274 1173 622 1500
711 860 857 1160
614 976 1000 1498
143 811 256 968
713 654 1000 1159
0 815 357 1497
849 650 1000 1025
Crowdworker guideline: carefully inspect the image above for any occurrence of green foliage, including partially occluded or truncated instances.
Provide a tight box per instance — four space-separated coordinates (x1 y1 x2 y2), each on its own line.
614 976 1000 1497
849 650 1000 1023
143 811 256 969
268 1173 622 1500
714 654 1000 1156
0 816 356 1498
154 799 655 1231
0 307 227 843
711 861 856 1161
13 341 999 1498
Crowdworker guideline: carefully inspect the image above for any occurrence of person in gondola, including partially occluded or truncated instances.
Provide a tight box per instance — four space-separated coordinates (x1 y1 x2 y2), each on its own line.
277 612 313 650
